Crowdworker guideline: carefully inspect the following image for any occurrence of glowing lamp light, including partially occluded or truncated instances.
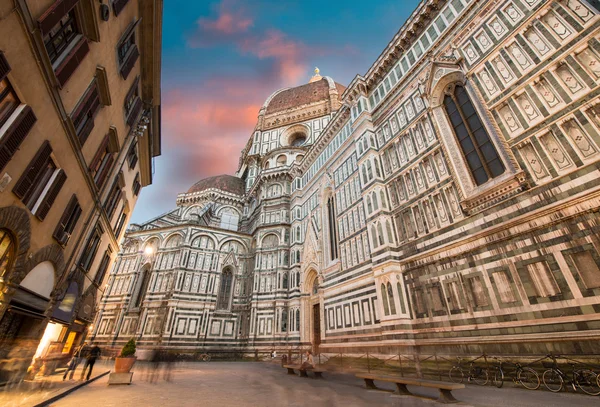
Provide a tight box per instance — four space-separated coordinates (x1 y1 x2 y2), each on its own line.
144 246 154 255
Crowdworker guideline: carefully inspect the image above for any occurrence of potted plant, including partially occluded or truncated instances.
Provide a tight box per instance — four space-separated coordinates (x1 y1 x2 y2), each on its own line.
114 338 137 373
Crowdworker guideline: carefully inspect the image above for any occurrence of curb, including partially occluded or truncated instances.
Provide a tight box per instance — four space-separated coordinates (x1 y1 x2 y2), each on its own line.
33 370 110 407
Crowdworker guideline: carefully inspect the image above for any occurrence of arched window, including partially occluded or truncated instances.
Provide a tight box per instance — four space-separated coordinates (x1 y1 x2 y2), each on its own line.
283 273 288 289
276 155 287 166
374 159 382 177
0 229 16 279
387 282 397 314
397 281 407 314
371 225 378 247
295 226 301 242
381 283 390 316
264 161 270 169
296 271 300 287
366 161 373 179
281 309 288 332
327 197 338 260
386 220 394 243
312 278 319 295
217 268 234 310
380 191 387 208
366 196 373 213
358 143 363 155
362 165 368 184
372 192 379 210
296 154 304 162
377 222 385 246
443 84 505 185
296 309 300 331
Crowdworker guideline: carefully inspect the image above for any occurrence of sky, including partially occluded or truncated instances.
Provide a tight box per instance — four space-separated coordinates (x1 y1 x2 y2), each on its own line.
130 0 421 224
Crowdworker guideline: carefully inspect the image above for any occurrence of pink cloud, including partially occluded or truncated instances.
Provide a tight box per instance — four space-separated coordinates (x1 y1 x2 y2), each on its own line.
188 0 253 47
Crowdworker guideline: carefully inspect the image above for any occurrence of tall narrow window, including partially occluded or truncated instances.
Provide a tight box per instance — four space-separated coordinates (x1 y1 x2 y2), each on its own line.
217 268 234 310
134 267 151 308
387 282 397 314
53 194 82 246
381 283 390 316
327 197 338 260
396 282 407 314
0 229 15 280
78 225 102 272
443 84 504 185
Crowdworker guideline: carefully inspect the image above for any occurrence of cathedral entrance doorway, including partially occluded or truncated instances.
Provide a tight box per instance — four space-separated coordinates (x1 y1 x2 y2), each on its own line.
304 269 322 353
312 303 321 351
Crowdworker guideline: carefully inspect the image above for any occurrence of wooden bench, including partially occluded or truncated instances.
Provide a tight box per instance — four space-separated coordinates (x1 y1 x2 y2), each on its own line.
356 373 464 404
284 364 324 378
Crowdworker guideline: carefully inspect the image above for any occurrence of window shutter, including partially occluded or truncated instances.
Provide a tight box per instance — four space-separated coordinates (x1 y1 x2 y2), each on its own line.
0 106 37 172
0 51 11 82
53 194 80 245
112 0 131 16
96 153 114 189
120 44 139 80
13 140 52 199
37 0 80 35
89 135 109 172
55 37 90 87
36 169 67 221
126 98 143 127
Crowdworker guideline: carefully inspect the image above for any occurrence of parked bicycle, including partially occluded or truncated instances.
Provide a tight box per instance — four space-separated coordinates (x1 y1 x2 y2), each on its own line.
449 355 489 385
490 357 540 390
199 353 211 362
541 354 600 395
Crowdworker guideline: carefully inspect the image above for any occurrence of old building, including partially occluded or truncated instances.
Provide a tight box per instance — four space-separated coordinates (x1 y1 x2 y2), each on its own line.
96 0 600 359
0 0 162 383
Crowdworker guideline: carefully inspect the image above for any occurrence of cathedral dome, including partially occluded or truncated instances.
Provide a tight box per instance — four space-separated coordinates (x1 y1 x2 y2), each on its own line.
187 174 245 196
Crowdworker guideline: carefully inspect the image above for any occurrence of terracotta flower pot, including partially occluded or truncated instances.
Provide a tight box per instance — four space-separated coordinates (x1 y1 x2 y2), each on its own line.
114 357 136 373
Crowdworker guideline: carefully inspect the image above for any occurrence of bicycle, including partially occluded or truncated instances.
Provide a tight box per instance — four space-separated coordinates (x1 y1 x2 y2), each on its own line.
542 354 600 395
490 357 540 390
198 353 211 362
449 355 489 385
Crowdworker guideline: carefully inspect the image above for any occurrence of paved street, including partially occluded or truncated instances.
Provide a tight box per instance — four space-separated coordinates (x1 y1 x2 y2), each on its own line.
51 362 598 407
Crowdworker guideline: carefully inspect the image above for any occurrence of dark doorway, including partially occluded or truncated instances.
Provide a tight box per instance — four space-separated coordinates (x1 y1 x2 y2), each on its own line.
312 303 321 351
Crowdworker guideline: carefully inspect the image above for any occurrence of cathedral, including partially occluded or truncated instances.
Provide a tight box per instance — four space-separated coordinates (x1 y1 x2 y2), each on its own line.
93 0 600 358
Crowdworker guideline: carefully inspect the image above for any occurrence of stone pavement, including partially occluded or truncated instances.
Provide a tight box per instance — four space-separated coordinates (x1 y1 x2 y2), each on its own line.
0 360 112 407
51 361 598 407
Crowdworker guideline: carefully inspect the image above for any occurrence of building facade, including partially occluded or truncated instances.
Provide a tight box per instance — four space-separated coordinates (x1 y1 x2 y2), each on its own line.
96 0 600 358
0 0 162 384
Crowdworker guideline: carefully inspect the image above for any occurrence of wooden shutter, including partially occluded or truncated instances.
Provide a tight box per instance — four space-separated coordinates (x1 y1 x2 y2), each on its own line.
38 0 80 35
0 51 11 82
12 140 52 199
89 135 109 172
36 169 67 221
72 81 99 123
120 45 139 80
55 37 90 87
112 0 131 16
0 106 37 172
96 153 114 189
126 98 143 127
53 194 81 245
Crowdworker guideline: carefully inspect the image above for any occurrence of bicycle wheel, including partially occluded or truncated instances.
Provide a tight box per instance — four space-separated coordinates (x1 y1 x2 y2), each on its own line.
493 368 504 388
575 369 600 396
542 369 563 392
517 367 540 390
449 366 464 383
472 367 489 386
203 354 211 362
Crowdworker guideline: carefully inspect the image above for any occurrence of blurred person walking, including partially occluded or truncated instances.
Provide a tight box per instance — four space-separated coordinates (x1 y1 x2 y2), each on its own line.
80 343 101 381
